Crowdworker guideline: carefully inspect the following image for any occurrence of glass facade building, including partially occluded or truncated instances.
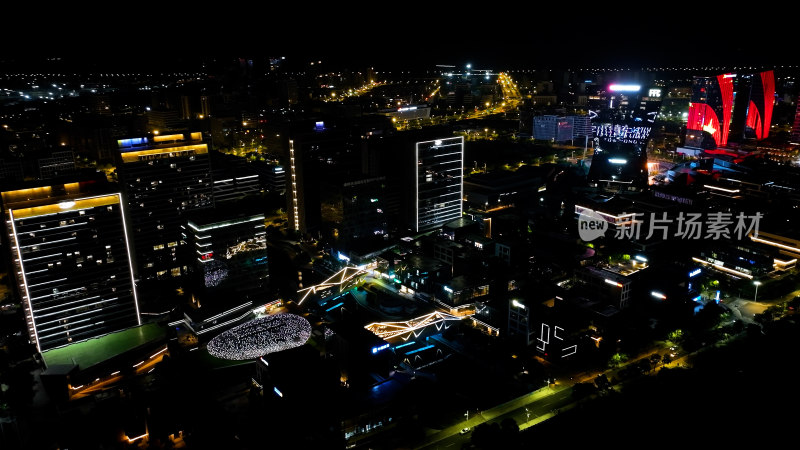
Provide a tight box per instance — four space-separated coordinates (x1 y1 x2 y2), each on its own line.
115 132 213 280
2 183 140 352
415 137 464 231
184 213 269 303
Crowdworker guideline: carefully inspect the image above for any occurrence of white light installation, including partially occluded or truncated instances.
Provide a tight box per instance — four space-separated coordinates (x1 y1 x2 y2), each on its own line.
289 140 299 231
296 266 367 304
207 314 311 360
365 311 463 340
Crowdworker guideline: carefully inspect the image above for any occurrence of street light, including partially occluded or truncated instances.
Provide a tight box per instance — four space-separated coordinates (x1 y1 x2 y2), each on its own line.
465 410 469 422
753 281 761 302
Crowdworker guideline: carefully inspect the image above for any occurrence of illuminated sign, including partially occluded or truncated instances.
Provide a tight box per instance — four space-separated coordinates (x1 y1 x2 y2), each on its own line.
653 191 694 206
273 386 283 397
693 295 702 302
443 286 453 293
689 268 702 278
593 124 651 144
371 343 390 354
337 252 350 262
608 158 627 164
512 299 526 309
605 279 623 288
117 137 148 148
635 255 648 262
648 88 662 97
609 84 641 92
398 106 418 112
651 291 667 300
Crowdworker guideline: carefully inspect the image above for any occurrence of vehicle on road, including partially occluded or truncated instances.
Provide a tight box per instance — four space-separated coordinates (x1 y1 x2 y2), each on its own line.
460 427 471 435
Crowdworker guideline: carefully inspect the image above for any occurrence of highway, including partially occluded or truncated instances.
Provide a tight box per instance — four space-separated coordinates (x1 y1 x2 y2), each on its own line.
416 385 574 450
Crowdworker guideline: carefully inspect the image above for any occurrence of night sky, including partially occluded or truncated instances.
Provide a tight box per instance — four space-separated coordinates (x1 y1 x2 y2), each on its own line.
2 13 792 72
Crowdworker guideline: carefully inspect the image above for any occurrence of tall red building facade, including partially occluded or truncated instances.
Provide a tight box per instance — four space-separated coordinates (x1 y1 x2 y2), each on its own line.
685 70 774 149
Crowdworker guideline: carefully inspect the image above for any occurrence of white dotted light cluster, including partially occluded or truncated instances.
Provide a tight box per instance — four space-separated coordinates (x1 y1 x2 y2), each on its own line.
207 314 312 360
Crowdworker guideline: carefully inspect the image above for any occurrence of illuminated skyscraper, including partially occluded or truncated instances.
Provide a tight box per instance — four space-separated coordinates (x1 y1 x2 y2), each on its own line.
743 70 775 140
183 210 269 305
685 70 774 148
686 74 736 149
2 181 140 352
586 84 660 190
115 132 213 281
415 136 464 231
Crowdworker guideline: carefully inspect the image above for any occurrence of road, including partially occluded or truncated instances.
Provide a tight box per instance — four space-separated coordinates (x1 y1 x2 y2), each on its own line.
415 385 574 450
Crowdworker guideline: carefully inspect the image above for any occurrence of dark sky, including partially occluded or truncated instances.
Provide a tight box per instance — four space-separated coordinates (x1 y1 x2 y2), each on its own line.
2 13 792 72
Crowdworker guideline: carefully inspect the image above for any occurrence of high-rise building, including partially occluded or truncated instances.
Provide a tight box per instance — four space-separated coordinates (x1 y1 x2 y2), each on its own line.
183 210 269 304
587 84 661 190
287 128 358 236
1 181 140 352
339 176 390 240
115 132 213 281
685 71 774 149
533 116 574 142
686 74 736 149
415 136 464 231
743 70 775 140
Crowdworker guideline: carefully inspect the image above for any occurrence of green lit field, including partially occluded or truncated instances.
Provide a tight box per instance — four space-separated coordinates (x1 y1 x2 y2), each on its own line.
42 323 166 369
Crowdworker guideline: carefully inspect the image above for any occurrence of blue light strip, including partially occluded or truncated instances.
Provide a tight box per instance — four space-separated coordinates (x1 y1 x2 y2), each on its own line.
405 344 434 355
325 302 344 312
394 341 416 350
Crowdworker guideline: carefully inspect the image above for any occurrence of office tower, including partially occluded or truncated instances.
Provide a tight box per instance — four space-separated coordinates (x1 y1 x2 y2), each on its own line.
533 116 573 142
743 70 775 140
686 70 775 149
183 210 269 304
115 132 213 281
587 84 660 190
685 74 736 149
37 150 77 179
415 136 464 232
210 152 261 204
342 176 390 239
2 181 140 352
287 127 358 236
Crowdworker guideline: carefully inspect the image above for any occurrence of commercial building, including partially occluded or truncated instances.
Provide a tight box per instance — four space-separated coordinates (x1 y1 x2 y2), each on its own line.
532 115 591 143
586 84 661 190
574 266 633 310
287 128 356 236
339 176 390 241
684 71 774 150
415 136 464 231
183 211 269 304
1 181 140 352
115 132 213 280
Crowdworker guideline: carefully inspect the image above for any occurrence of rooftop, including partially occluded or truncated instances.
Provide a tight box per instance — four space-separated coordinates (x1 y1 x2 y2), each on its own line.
41 323 166 370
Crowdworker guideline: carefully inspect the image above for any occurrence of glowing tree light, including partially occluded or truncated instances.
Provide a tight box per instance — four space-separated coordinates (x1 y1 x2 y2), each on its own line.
207 314 312 360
